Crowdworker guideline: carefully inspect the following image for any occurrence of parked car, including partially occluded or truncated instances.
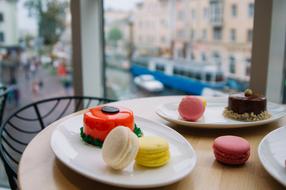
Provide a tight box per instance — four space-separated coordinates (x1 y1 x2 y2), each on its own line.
134 74 164 92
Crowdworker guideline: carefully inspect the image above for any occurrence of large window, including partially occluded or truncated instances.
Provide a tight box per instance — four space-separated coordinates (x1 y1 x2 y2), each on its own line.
0 0 73 187
0 0 73 115
103 0 256 99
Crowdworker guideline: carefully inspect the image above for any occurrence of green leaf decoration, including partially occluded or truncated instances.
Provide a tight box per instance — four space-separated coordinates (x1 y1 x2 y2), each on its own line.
80 127 103 148
134 124 143 137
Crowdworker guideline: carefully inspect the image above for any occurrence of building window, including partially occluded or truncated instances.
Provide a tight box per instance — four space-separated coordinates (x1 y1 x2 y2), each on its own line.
201 52 207 61
245 58 251 76
155 64 165 72
178 11 184 20
192 9 196 19
203 7 208 20
202 29 207 40
191 29 195 40
231 4 237 17
0 13 3 22
161 36 166 43
213 28 222 40
0 32 4 42
190 52 195 60
213 52 221 65
248 3 254 17
210 1 223 25
230 29 236 42
229 56 236 74
247 29 253 42
178 30 184 38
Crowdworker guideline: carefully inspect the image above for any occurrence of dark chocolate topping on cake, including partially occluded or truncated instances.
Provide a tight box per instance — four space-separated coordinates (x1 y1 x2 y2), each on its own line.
101 106 120 114
228 92 266 115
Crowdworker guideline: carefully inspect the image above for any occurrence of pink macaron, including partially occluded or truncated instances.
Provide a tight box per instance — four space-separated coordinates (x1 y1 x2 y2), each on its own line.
178 96 205 121
213 135 250 165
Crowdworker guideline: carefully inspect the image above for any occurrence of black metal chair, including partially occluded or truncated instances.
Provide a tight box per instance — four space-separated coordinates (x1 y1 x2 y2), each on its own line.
0 86 8 126
0 96 115 190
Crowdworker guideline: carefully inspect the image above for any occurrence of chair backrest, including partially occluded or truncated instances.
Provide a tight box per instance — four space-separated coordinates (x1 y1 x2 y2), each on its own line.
0 96 115 190
0 86 8 126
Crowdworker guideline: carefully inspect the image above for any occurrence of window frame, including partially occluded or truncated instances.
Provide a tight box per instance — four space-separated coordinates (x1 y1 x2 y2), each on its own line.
71 0 106 97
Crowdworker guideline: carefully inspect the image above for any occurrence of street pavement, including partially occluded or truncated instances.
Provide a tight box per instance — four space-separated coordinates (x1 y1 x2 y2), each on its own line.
4 65 72 119
0 65 72 188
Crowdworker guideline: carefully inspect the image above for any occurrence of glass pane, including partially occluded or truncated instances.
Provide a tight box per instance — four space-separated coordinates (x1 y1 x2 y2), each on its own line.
0 0 72 116
104 0 255 99
0 0 72 186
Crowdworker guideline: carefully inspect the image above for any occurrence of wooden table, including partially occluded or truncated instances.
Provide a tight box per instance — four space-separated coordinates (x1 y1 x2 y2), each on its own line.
18 96 285 190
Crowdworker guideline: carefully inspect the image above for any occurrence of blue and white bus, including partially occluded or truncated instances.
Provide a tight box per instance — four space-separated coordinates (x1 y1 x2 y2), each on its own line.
130 57 226 95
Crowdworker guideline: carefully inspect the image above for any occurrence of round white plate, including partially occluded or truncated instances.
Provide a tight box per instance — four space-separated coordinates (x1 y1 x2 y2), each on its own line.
156 97 286 128
258 126 286 186
50 115 196 188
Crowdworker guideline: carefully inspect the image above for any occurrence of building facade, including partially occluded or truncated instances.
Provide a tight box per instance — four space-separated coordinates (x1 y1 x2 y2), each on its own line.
181 0 254 82
0 0 18 46
133 0 254 82
105 9 131 45
133 0 173 57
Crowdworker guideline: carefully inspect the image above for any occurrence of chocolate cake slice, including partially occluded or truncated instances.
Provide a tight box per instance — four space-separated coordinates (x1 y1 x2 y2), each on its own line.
223 89 271 121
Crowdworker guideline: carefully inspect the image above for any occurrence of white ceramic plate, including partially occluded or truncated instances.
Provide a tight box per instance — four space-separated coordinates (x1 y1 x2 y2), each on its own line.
50 115 196 188
156 97 286 128
258 126 286 186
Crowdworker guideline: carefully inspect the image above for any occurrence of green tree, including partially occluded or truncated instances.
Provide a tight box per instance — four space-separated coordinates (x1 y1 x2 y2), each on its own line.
25 0 68 46
107 27 123 46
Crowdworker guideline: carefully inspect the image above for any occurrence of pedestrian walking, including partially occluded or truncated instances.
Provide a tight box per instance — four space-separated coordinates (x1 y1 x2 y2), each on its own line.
32 81 40 96
21 51 30 80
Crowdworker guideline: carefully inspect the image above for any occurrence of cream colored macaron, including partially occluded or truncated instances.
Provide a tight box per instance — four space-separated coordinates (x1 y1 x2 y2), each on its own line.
102 126 139 170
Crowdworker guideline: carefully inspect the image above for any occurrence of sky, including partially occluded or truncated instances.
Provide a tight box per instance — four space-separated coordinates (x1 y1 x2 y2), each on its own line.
104 0 142 10
16 0 142 35
17 0 38 35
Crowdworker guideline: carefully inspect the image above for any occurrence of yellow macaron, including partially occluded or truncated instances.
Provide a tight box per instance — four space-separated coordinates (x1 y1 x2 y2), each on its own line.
137 136 169 154
135 136 170 167
136 151 170 167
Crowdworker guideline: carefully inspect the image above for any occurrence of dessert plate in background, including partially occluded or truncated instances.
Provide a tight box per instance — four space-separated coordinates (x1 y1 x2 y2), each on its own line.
50 115 196 188
156 97 286 128
258 126 286 187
